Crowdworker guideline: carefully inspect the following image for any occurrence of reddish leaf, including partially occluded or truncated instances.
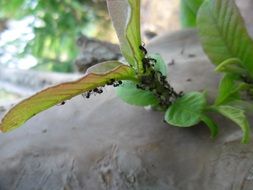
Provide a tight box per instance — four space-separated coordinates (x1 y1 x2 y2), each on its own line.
0 63 135 132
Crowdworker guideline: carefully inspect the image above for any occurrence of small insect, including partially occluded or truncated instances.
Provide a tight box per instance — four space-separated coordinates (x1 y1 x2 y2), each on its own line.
93 88 99 93
97 88 103 94
58 101 66 106
139 44 147 55
112 80 123 87
106 79 115 85
136 84 145 90
84 90 92 99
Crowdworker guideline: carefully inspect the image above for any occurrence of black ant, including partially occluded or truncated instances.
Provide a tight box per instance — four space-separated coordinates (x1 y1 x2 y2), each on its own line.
139 45 147 55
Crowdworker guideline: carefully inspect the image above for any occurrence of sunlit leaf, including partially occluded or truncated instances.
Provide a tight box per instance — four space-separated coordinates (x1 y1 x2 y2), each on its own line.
106 0 144 71
0 62 135 132
213 105 250 143
197 0 253 76
165 92 207 127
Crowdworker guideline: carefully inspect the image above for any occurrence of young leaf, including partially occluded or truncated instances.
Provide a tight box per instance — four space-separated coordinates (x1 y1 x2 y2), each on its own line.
0 62 135 132
165 92 207 127
215 58 247 76
197 0 253 76
215 74 241 105
116 81 159 106
126 0 143 72
200 114 219 138
213 105 250 143
106 0 144 72
180 0 204 28
149 53 168 76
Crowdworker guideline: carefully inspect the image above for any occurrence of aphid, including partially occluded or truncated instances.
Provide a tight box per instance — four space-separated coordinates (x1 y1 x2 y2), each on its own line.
97 88 103 94
86 93 90 99
93 88 99 93
85 90 92 98
112 80 123 87
58 101 65 106
113 83 120 87
136 84 145 90
142 58 151 72
106 79 115 85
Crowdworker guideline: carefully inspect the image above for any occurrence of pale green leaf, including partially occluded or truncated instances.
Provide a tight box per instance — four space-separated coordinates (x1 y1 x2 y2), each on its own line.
215 58 247 75
149 53 168 76
197 0 253 76
86 61 122 74
214 105 250 143
215 74 241 105
106 0 144 71
0 63 135 132
180 0 204 28
165 92 207 127
116 81 159 106
201 114 219 138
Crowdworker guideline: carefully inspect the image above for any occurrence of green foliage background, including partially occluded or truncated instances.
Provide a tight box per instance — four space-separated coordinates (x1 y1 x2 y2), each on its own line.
0 0 112 72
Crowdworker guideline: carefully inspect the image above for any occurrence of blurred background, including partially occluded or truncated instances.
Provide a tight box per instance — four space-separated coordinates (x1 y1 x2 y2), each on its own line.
0 0 253 107
0 0 179 105
0 0 179 72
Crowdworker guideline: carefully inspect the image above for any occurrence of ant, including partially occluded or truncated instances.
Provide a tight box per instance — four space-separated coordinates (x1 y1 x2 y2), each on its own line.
139 44 147 55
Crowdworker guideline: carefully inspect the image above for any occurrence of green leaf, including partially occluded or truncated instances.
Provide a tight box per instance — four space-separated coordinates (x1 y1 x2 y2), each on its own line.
116 81 159 106
0 62 135 132
215 58 247 75
180 0 204 28
215 74 241 105
149 53 168 76
197 0 253 77
201 114 219 138
106 0 144 72
126 0 144 72
165 92 207 127
213 105 250 143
